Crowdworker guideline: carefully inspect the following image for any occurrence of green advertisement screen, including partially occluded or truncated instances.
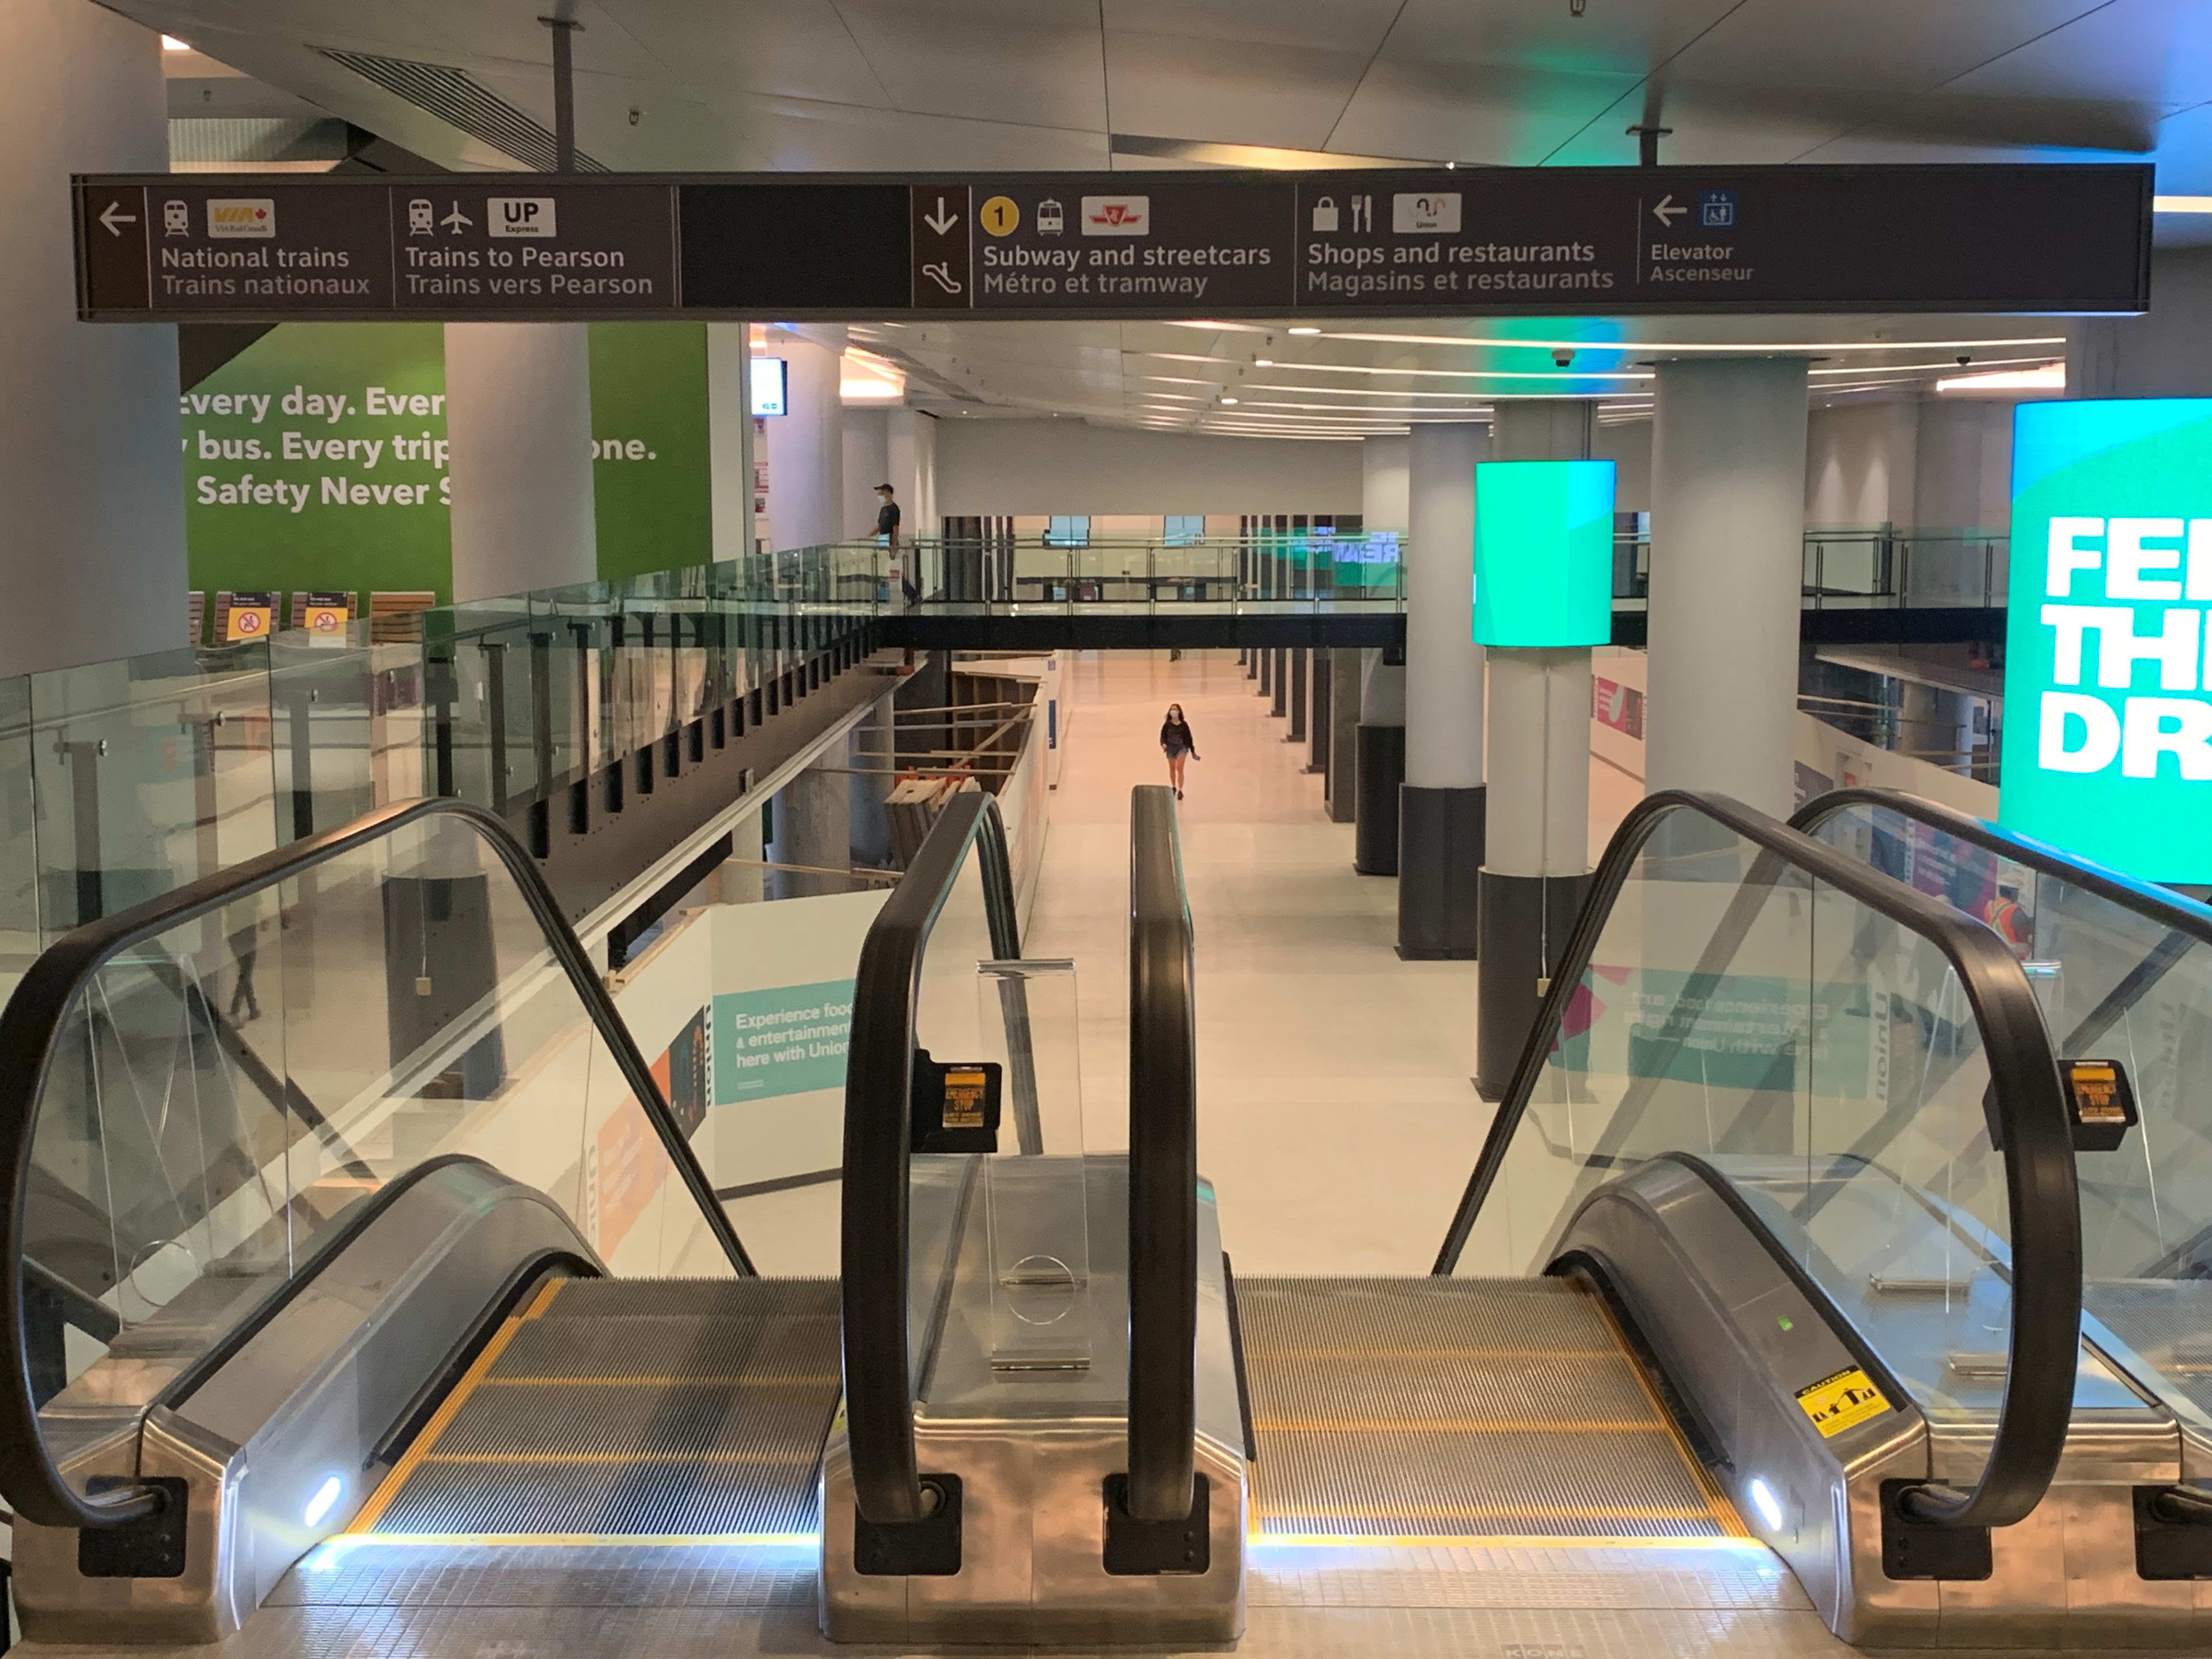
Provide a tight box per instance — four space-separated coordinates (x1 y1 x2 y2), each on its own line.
1472 459 1615 647
2000 399 2212 883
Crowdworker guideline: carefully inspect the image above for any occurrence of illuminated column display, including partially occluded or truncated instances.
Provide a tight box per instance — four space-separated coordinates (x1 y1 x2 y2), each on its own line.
1471 459 1615 647
2001 399 2212 881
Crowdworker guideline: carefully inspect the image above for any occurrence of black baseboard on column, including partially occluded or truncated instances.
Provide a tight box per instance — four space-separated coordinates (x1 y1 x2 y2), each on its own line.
1396 785 1486 960
1474 869 1595 1100
1353 724 1404 876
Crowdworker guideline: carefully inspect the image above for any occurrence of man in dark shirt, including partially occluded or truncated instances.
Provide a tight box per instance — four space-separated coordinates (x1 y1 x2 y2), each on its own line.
875 483 914 604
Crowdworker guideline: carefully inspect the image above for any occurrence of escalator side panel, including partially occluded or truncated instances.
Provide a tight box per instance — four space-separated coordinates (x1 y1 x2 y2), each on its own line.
1560 1157 2188 1649
13 1162 597 1646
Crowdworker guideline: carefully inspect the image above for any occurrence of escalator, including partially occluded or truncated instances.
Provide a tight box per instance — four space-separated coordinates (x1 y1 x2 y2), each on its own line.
0 789 1022 1648
9 770 2212 1654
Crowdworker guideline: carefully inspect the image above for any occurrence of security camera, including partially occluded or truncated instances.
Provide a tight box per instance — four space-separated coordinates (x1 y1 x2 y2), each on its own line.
1552 347 1577 368
1956 354 1972 368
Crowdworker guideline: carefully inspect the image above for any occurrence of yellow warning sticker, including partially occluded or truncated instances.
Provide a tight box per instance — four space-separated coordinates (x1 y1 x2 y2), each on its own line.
943 1069 988 1128
1795 1366 1890 1437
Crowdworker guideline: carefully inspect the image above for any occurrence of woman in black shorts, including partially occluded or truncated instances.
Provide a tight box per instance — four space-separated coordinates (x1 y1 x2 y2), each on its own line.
1160 704 1199 799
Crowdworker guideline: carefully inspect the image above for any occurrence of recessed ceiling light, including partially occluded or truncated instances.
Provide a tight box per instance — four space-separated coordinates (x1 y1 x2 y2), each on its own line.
1253 358 1274 367
1937 363 2065 393
162 34 190 50
1220 396 1239 405
1288 327 1321 336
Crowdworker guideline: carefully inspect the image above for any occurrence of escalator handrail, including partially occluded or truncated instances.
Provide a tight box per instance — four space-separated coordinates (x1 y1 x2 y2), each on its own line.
1126 785 1197 1522
842 788 1022 1526
1433 789 2081 1532
0 795 752 1532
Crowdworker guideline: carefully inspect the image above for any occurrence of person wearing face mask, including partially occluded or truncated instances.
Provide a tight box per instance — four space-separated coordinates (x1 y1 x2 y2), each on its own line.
1159 703 1199 800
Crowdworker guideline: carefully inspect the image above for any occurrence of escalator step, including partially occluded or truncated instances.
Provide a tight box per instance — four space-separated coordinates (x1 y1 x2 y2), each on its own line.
351 1277 840 1540
1240 1277 1745 1543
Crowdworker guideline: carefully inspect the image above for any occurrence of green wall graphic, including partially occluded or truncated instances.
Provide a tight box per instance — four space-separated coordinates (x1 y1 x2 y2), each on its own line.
181 321 714 604
183 323 452 601
589 322 713 581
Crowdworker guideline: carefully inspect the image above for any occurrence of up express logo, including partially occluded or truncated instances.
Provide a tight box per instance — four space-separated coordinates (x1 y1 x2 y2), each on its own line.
1999 399 2212 882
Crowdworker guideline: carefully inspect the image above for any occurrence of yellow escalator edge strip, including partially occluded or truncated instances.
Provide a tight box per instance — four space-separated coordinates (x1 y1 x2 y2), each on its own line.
1250 1531 1770 1552
347 1277 567 1534
1585 1287 1750 1539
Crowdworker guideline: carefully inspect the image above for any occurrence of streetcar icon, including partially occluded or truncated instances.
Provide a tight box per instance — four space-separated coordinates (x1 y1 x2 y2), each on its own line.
1036 198 1065 234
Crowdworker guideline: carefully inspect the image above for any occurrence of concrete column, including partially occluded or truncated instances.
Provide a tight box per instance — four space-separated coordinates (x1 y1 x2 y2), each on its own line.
715 806 766 904
445 324 596 601
1355 649 1406 875
848 695 894 869
1399 422 1488 959
1476 402 1596 1094
1285 648 1308 740
1646 359 1810 817
706 324 756 563
1305 643 1330 775
766 326 847 551
1327 648 1361 823
1362 435 1411 531
0 1 183 676
767 762 849 898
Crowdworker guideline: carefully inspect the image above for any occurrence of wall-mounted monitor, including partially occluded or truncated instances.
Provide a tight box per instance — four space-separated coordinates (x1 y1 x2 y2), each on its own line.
751 357 788 417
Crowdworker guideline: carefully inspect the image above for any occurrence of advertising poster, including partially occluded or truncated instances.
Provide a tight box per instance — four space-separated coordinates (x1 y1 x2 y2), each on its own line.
711 978 859 1104
180 320 713 603
2000 399 2212 882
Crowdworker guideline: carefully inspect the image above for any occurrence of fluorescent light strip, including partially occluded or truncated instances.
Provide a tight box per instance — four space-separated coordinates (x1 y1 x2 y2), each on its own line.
1137 374 1225 387
1167 321 2067 354
1130 351 1238 364
1241 381 1595 401
2154 196 2212 213
1805 355 2054 378
1937 365 2066 392
1251 361 1650 382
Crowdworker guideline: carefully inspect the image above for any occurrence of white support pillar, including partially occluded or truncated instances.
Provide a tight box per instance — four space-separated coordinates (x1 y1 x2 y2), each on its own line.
0 1 183 676
1646 358 1810 817
707 323 756 563
444 324 597 602
1399 423 1488 957
767 327 847 552
1475 400 1596 1095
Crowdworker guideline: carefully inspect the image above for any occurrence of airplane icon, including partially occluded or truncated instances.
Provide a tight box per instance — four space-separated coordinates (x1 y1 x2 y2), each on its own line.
442 203 474 234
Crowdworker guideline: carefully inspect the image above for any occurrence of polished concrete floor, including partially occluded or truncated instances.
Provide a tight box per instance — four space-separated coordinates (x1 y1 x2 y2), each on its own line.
1022 649 1641 1277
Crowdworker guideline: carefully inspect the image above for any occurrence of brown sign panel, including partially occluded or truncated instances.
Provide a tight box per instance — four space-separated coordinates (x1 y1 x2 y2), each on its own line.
391 183 675 312
74 164 2153 322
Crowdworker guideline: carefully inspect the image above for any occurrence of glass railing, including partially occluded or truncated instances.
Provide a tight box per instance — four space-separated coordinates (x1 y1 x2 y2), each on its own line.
893 532 1410 615
0 797 746 1531
1437 790 2083 1529
0 548 882 986
1794 788 2212 1487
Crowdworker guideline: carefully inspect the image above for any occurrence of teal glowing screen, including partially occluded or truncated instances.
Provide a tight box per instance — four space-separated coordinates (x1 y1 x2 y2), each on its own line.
2000 398 2212 883
1472 459 1615 649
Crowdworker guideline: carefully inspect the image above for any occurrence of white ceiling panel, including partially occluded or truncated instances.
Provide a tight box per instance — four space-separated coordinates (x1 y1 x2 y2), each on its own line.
1103 0 1402 56
1328 58 1643 166
566 0 890 108
1921 0 2212 116
832 0 1108 131
1655 0 2103 99
1101 31 1374 151
1379 0 1744 79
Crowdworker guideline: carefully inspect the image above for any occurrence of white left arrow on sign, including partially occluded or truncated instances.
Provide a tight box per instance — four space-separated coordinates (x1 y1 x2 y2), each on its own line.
99 200 138 237
923 196 959 236
1652 194 1685 226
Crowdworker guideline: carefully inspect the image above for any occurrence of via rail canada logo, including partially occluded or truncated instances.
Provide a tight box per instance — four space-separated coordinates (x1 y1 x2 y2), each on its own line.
207 198 275 238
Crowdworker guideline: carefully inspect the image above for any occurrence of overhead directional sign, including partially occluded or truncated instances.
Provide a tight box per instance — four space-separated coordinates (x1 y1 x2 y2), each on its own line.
75 164 2152 323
